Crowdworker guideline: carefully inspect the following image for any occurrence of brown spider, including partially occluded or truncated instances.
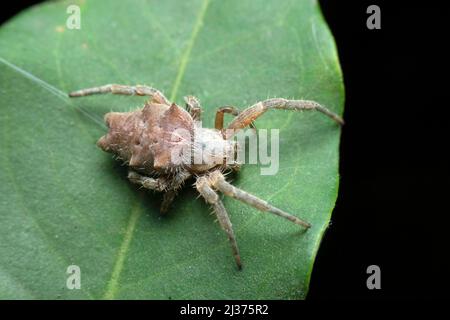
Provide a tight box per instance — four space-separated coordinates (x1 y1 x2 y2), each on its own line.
69 84 343 269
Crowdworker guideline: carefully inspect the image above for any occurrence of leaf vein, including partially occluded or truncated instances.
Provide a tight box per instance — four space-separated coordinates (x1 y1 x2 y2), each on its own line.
103 202 143 299
169 0 210 102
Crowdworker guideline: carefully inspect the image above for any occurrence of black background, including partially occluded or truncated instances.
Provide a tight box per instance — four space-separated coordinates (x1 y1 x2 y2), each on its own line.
1 1 447 299
309 0 447 299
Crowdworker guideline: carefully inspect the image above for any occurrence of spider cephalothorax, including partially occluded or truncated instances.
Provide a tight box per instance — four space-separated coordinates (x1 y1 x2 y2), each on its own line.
69 84 343 269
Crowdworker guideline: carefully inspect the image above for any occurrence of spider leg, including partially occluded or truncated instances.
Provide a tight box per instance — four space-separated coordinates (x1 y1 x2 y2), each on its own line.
196 176 242 270
159 171 192 213
207 170 311 228
160 190 177 214
128 170 175 213
214 106 256 130
226 98 343 138
127 170 168 192
68 84 170 105
184 95 202 121
129 170 191 213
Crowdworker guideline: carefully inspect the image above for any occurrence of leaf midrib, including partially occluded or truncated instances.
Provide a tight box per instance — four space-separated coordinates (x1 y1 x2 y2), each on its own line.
169 0 210 102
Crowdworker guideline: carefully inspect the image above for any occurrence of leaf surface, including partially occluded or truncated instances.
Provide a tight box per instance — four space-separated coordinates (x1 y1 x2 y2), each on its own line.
0 0 344 299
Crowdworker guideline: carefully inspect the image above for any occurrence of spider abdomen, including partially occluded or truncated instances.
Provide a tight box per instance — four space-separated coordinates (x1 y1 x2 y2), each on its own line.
97 102 193 174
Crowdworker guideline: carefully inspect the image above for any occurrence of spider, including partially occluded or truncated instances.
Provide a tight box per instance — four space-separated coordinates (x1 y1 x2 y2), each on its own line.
69 84 343 269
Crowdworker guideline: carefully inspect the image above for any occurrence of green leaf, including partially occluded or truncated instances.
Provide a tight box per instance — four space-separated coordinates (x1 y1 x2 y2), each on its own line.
0 0 344 299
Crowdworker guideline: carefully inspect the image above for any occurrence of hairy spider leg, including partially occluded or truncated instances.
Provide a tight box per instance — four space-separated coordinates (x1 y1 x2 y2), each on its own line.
184 95 202 121
225 98 344 138
196 176 242 269
128 170 191 213
207 170 311 228
127 170 169 192
214 106 256 131
160 190 177 214
69 84 170 105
